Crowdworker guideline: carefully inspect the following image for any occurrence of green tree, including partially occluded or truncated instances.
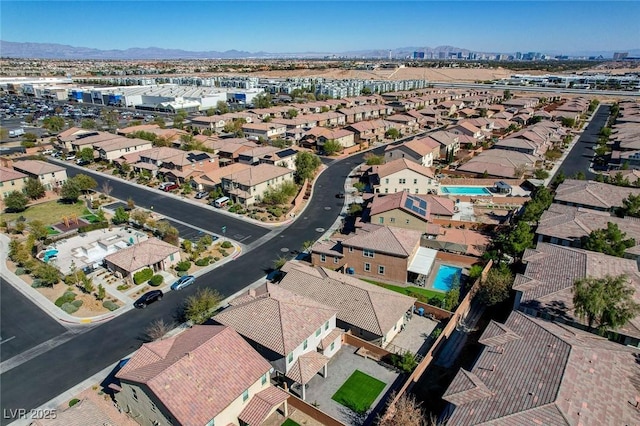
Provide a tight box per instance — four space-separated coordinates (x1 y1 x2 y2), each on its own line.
385 128 400 140
43 116 66 133
173 110 188 129
503 89 512 100
81 119 97 130
533 169 549 180
24 178 46 200
29 220 49 241
273 256 288 270
112 206 130 225
364 153 385 165
573 274 640 334
360 87 372 95
184 287 223 324
216 101 229 114
153 116 166 128
33 263 61 287
322 139 343 156
77 147 94 163
72 174 98 192
286 108 298 119
294 151 321 184
476 264 514 306
96 284 106 301
60 179 81 203
348 203 363 216
620 194 640 218
223 118 246 137
582 222 635 257
101 110 119 130
252 93 272 108
22 132 38 147
561 117 576 128
4 191 29 212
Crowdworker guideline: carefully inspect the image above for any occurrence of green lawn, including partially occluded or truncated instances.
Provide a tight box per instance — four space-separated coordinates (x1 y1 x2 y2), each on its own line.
3 200 86 226
331 370 386 414
83 214 99 223
281 420 300 426
46 226 60 235
363 279 446 302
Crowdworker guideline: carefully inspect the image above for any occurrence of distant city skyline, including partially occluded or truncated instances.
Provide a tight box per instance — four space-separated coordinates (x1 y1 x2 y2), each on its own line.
1 1 638 55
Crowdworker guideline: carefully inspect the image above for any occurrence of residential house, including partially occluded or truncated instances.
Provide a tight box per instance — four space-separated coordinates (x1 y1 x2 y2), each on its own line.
493 137 546 156
126 147 218 182
238 146 281 166
279 261 416 346
456 149 538 178
12 160 67 190
103 237 180 282
56 127 97 151
385 114 419 133
216 140 259 165
259 148 298 170
553 179 640 212
422 226 490 257
0 166 28 199
384 136 441 167
94 137 153 162
367 192 455 232
447 121 485 145
535 203 640 259
113 325 289 426
241 122 287 141
69 132 121 153
214 283 341 400
441 311 640 425
221 163 295 206
426 131 461 161
367 158 437 195
513 242 640 346
300 127 356 152
192 163 251 192
346 119 387 144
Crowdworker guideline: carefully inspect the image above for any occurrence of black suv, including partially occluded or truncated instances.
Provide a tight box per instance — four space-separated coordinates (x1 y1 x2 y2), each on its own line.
134 290 163 308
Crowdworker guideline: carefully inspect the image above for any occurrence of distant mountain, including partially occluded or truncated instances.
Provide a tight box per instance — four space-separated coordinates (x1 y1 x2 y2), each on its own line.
1 40 638 60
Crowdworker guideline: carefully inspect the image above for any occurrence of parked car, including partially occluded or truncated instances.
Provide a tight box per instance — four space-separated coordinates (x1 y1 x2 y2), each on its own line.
170 275 195 291
65 154 76 161
335 192 345 199
159 182 179 192
134 290 163 308
76 158 91 166
194 191 209 199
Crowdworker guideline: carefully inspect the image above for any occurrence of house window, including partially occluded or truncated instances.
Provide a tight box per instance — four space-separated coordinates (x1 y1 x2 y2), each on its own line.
288 352 293 363
406 219 410 224
303 339 308 350
399 178 406 184
150 403 157 412
384 188 388 194
320 254 326 262
413 179 418 184
378 265 385 275
316 328 321 337
330 342 335 351
348 247 353 253
169 254 174 261
131 388 138 401
378 217 384 224
390 217 395 223
364 262 371 272
206 420 215 426
325 321 329 330
262 374 267 385
363 249 374 258
243 390 249 402
415 188 419 194
334 256 339 264
385 178 389 184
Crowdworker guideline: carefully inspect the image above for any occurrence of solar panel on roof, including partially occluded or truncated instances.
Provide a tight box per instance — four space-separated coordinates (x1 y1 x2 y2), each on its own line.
404 199 413 209
419 199 427 209
187 153 210 162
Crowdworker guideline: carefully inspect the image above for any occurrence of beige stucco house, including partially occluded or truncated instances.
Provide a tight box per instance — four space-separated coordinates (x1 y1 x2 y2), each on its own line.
12 160 67 191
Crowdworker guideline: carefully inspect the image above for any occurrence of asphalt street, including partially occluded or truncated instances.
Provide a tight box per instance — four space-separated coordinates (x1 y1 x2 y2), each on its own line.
0 152 365 424
550 104 610 181
0 280 67 361
62 163 269 245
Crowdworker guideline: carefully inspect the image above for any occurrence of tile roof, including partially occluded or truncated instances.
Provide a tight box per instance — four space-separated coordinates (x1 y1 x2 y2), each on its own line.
213 283 337 356
94 137 152 152
237 387 290 426
13 160 65 176
385 137 439 157
278 262 415 337
0 166 27 182
318 328 344 351
369 192 455 220
286 351 329 384
116 325 271 426
443 311 640 426
370 158 435 179
554 179 640 210
536 203 640 255
514 242 640 338
342 224 422 257
222 163 293 187
103 237 179 273
195 163 252 186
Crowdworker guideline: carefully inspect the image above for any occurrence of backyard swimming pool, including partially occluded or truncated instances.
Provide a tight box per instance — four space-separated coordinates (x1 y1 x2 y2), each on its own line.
440 186 492 196
432 265 462 292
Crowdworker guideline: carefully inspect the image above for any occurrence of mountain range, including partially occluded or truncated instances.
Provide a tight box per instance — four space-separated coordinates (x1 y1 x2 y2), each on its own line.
1 40 638 60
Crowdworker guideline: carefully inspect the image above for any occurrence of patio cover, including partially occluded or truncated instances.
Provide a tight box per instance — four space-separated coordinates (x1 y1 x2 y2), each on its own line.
407 247 438 276
238 386 289 426
422 240 468 254
285 352 329 385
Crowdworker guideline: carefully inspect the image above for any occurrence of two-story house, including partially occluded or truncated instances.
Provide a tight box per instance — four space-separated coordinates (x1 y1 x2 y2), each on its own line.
221 163 295 206
367 191 456 231
426 131 461 161
384 136 441 167
214 283 341 400
113 325 290 426
0 166 28 199
346 120 387 144
94 137 153 162
242 122 287 141
368 158 437 195
12 160 67 190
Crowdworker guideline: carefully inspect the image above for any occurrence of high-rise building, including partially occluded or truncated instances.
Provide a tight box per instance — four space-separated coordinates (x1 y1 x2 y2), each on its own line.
613 52 629 60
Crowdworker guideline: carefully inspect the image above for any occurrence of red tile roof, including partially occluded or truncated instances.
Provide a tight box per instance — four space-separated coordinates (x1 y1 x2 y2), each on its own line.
116 325 271 426
237 387 290 426
104 237 179 273
285 351 329 385
342 224 422 257
370 158 435 179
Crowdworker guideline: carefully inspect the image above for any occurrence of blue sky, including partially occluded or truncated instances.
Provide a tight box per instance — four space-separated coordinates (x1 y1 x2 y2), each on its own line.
1 1 638 54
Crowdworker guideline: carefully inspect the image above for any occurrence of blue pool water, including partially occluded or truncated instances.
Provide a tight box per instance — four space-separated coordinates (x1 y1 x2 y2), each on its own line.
433 265 462 292
43 249 58 262
441 186 492 196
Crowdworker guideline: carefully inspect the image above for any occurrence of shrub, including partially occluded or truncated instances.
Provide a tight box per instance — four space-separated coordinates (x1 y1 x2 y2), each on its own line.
116 284 130 291
71 299 83 308
61 302 79 314
31 279 44 288
55 291 77 307
15 267 25 275
195 257 211 266
220 241 232 249
103 300 119 311
175 260 191 272
220 249 228 257
149 274 163 286
133 268 153 284
213 256 220 262
68 398 80 407
77 222 108 233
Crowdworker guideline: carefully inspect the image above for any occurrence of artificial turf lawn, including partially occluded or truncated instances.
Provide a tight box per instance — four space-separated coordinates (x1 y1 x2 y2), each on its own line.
3 200 86 226
281 419 300 426
363 279 446 301
331 370 386 414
